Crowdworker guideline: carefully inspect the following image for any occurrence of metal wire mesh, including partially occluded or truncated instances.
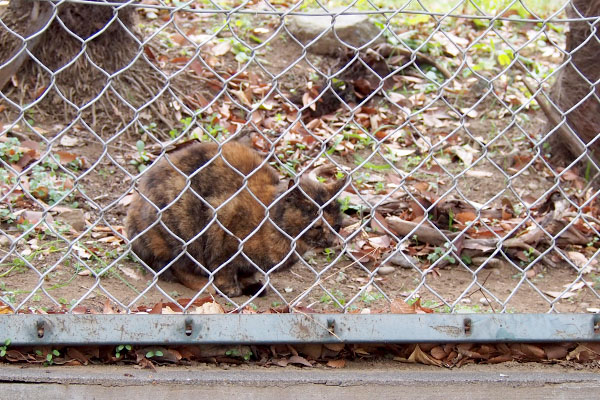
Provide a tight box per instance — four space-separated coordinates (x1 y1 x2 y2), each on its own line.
0 0 599 317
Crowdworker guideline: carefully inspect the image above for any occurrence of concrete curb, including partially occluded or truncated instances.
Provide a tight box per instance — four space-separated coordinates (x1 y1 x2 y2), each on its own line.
1 365 599 399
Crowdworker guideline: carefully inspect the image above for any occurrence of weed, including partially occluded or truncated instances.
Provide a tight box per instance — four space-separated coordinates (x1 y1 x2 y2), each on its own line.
139 121 158 135
360 291 384 304
320 289 346 307
0 138 22 164
228 38 252 63
525 247 536 263
323 247 335 262
225 348 252 361
0 209 16 224
338 196 366 214
145 349 163 358
97 167 113 179
404 155 422 170
0 339 10 357
115 344 132 358
29 164 75 205
17 220 33 237
36 348 60 365
129 140 151 173
427 244 456 264
0 167 15 186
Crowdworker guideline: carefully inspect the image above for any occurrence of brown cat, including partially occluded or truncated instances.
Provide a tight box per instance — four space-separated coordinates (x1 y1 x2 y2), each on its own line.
125 141 345 297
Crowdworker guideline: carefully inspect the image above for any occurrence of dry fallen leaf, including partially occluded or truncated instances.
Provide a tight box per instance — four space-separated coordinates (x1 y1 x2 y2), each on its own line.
118 266 142 281
395 345 442 367
288 355 312 367
390 299 415 314
59 135 79 147
326 359 346 368
118 193 136 207
72 244 92 259
543 290 578 299
0 305 13 314
212 41 231 56
190 301 225 314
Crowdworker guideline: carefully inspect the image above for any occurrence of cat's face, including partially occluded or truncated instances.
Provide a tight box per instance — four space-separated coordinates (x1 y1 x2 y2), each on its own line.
280 177 346 248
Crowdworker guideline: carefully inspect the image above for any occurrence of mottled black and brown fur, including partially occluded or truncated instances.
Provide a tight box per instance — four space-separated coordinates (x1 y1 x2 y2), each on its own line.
125 141 345 297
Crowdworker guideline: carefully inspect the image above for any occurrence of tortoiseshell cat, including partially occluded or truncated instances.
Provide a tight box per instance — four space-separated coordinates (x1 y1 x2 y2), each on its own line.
125 141 345 297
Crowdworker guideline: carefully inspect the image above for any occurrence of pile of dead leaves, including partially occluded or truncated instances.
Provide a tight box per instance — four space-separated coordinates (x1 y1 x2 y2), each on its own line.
3 341 600 370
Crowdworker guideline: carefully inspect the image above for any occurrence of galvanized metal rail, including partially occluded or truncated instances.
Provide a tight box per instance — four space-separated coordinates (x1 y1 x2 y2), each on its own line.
1 314 598 345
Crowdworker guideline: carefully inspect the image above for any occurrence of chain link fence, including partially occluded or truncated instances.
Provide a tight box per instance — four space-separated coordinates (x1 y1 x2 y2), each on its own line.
0 0 599 341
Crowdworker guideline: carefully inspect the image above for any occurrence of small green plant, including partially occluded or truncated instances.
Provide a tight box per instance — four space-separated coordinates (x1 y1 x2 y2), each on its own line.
337 196 365 214
525 247 536 263
320 289 346 307
374 181 386 194
130 140 151 172
338 196 351 213
228 38 252 63
170 117 194 139
404 155 422 170
427 244 456 264
36 348 60 365
323 247 335 262
139 121 157 135
145 349 164 358
361 291 384 304
225 348 252 361
115 344 132 358
0 339 10 357
354 155 391 171
0 138 23 164
17 220 33 237
28 164 75 205
0 167 15 185
0 208 16 224
97 167 113 180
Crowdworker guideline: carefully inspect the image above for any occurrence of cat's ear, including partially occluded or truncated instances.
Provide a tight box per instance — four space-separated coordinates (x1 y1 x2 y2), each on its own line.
288 179 296 190
327 175 347 195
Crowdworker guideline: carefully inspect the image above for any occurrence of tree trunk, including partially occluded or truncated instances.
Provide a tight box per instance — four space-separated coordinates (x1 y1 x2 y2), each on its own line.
544 0 600 165
0 0 176 137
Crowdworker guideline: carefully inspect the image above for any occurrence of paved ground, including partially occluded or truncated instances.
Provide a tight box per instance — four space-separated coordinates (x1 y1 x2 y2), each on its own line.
0 362 599 399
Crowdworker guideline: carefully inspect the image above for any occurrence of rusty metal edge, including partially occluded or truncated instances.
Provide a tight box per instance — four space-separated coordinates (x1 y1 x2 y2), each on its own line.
0 314 598 345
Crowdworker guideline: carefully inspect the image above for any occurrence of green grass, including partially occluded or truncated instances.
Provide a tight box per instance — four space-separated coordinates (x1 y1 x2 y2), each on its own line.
296 0 565 17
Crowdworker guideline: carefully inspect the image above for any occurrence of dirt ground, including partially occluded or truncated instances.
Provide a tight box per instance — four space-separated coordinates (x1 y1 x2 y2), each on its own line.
1 4 599 315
